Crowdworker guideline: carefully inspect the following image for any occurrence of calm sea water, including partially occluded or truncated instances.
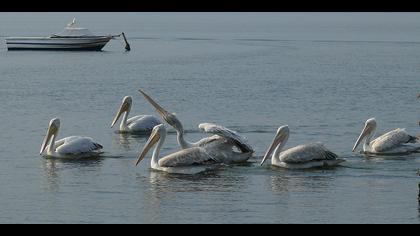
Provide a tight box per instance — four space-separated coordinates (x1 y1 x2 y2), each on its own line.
0 12 420 224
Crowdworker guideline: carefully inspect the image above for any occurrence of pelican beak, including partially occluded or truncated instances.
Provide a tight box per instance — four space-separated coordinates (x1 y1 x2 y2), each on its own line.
138 89 177 126
134 128 161 166
352 124 372 152
40 123 57 155
111 99 130 128
260 129 286 166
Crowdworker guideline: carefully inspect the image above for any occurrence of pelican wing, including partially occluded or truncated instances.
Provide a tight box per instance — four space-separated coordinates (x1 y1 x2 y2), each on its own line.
158 147 215 167
371 128 418 152
195 135 223 147
53 139 66 148
280 143 338 163
55 136 103 155
198 123 253 153
127 115 162 132
205 142 252 163
126 115 146 125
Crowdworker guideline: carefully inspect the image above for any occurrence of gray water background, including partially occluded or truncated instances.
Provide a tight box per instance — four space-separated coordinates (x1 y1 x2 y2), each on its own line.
0 12 419 223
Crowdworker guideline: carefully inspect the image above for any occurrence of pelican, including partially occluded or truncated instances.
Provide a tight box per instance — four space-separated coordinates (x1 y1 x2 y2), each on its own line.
111 96 162 134
260 126 344 169
134 124 220 174
138 89 254 164
352 118 420 155
40 118 103 158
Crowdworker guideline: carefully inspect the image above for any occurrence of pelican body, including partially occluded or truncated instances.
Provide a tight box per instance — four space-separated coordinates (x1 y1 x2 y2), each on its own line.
260 126 344 169
138 89 254 164
40 118 103 158
111 96 162 134
352 118 420 155
134 124 220 174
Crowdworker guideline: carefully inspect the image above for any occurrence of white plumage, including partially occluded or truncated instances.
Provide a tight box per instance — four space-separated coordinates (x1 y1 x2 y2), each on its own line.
260 126 344 169
134 124 219 174
198 123 253 153
279 143 338 163
111 96 162 134
54 136 103 156
353 118 420 155
40 118 103 159
158 147 214 167
138 89 254 164
125 115 162 133
370 128 416 152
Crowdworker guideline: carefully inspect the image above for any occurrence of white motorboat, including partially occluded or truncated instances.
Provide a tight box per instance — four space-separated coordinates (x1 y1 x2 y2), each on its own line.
5 18 130 51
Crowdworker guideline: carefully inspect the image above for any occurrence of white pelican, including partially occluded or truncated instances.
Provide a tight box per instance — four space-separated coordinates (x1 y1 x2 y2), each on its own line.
111 96 162 134
40 118 103 158
134 124 220 174
260 126 344 169
138 89 254 164
352 118 420 155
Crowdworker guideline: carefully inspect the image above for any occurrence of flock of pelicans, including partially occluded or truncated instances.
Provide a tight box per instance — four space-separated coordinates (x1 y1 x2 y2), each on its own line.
40 90 420 174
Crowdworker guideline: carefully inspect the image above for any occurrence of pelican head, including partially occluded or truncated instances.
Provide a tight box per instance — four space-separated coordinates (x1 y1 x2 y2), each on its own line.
134 124 166 166
40 118 61 154
260 125 290 166
138 89 184 133
111 96 132 128
352 117 377 152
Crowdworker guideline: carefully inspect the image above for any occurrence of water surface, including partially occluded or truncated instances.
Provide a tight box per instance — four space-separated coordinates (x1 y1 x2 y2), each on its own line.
0 12 420 223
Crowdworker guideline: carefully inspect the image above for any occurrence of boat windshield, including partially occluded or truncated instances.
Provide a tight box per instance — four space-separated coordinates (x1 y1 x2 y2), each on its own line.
52 27 95 37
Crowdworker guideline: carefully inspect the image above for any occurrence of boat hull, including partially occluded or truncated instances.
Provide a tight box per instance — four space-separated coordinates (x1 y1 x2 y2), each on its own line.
5 36 112 51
